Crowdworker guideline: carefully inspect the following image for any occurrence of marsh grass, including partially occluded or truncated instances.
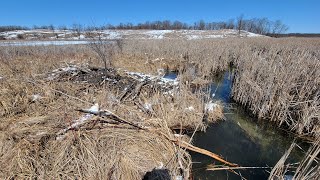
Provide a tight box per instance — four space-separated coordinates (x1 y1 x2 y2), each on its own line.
0 44 225 179
0 37 319 179
118 38 320 137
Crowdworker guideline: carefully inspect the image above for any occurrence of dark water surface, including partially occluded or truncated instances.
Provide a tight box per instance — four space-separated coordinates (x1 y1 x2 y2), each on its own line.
164 71 304 179
190 72 304 180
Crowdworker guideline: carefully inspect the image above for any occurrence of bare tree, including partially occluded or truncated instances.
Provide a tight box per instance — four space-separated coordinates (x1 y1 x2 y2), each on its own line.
271 20 289 35
87 28 123 80
72 23 83 39
237 14 244 35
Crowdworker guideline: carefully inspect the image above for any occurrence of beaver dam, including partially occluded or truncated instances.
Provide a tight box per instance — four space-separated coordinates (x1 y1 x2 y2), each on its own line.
0 37 319 179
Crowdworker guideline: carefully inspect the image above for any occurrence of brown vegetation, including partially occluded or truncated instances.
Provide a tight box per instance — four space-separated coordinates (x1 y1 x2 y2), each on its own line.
0 44 225 179
117 38 320 138
0 36 319 179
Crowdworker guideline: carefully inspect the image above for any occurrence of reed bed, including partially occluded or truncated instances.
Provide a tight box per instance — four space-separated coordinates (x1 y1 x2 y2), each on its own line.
0 73 194 179
0 37 319 178
118 38 320 137
0 46 225 179
232 42 320 137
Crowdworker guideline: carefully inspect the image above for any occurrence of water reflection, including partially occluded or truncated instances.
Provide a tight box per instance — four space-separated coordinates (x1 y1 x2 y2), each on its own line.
190 72 304 180
163 70 304 179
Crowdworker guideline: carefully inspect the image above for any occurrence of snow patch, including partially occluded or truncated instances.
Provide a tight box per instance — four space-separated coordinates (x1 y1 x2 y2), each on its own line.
144 30 172 39
185 106 195 111
31 94 41 102
205 101 218 112
126 71 179 86
0 40 90 46
144 103 153 111
246 32 263 37
0 29 265 44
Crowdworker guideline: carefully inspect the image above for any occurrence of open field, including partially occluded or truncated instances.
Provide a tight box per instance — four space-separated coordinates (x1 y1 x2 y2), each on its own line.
0 29 263 41
0 33 319 179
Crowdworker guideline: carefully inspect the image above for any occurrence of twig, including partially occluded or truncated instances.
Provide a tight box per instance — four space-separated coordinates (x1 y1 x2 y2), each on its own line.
207 165 272 171
76 109 146 130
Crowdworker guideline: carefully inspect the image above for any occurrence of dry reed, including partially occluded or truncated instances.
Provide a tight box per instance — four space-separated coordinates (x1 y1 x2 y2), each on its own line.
1 37 319 179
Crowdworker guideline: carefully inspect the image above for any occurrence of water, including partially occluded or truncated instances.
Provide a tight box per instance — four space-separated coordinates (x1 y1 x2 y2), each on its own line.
0 40 91 46
163 71 178 79
190 72 304 179
163 71 304 179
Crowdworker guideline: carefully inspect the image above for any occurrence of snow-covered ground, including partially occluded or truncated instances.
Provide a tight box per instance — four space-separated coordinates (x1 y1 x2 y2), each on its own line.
0 40 90 46
0 29 265 46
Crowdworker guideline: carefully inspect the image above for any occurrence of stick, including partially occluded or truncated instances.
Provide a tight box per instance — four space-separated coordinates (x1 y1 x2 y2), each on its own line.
77 108 238 167
173 139 238 167
207 166 272 171
76 109 146 130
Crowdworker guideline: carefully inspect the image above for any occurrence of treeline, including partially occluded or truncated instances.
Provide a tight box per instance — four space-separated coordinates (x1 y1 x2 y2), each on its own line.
268 33 320 38
102 17 288 34
0 17 289 35
0 25 29 32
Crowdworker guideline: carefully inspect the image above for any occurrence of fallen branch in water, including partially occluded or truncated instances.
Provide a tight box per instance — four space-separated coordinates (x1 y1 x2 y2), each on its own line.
172 139 238 167
207 165 272 171
67 105 238 167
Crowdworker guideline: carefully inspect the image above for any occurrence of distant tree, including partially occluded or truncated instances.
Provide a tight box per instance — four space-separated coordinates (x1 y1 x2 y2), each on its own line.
72 23 83 39
226 19 235 29
65 17 288 36
199 20 206 30
0 25 29 32
172 21 183 29
271 20 289 35
58 25 67 30
237 14 244 35
163 20 171 29
255 18 270 34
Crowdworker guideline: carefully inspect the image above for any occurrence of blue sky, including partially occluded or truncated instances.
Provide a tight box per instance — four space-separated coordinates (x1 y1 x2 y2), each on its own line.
1 0 319 33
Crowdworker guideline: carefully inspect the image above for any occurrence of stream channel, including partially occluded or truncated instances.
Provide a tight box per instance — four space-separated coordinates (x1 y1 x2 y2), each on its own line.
164 71 305 180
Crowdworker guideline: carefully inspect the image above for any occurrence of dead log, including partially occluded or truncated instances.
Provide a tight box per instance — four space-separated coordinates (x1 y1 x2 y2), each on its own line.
172 139 238 167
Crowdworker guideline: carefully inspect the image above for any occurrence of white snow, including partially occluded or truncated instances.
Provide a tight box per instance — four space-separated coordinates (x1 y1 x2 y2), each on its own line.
31 94 41 102
205 101 218 112
0 29 266 49
47 65 83 80
87 103 99 114
52 66 78 72
126 71 179 86
143 103 153 111
185 106 195 111
0 29 264 44
157 68 165 77
186 35 201 40
144 30 172 39
100 30 121 39
246 32 263 37
0 40 90 46
186 34 225 40
56 103 98 140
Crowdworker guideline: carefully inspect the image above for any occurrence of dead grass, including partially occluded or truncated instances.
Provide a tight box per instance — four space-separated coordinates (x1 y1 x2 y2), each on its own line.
0 44 225 179
1 37 319 179
0 118 190 179
117 38 320 137
0 76 197 179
